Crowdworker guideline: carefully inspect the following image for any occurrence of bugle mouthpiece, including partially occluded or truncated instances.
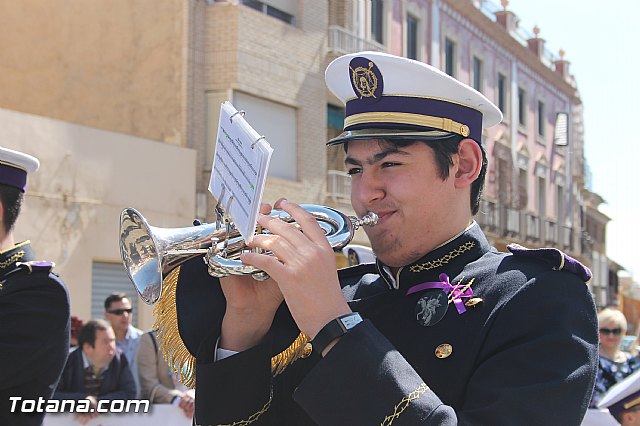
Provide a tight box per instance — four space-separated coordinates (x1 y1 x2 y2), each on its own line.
351 211 378 230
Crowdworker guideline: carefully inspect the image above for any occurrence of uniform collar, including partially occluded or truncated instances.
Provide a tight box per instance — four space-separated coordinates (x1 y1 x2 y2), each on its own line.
0 241 34 275
376 222 491 293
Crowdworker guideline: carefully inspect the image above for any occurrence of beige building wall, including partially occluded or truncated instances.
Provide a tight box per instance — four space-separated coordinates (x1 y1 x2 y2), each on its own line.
0 108 196 330
202 1 329 216
0 0 372 325
0 0 187 146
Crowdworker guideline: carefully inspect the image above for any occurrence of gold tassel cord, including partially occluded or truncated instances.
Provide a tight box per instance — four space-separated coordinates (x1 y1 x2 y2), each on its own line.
271 332 312 377
153 266 197 389
153 265 312 387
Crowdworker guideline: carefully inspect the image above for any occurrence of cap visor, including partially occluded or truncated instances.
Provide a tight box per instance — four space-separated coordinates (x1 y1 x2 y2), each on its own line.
327 128 455 146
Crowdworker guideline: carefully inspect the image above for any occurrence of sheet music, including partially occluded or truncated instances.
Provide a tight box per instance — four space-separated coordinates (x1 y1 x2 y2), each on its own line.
208 101 273 243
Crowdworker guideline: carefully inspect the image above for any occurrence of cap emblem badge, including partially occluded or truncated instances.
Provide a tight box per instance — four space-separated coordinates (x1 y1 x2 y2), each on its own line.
349 57 383 102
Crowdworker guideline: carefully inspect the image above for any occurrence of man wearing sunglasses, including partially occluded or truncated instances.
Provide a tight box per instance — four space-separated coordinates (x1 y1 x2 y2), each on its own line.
104 293 143 397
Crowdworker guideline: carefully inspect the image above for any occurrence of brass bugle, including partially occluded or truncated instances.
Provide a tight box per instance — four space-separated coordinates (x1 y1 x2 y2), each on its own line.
119 205 377 304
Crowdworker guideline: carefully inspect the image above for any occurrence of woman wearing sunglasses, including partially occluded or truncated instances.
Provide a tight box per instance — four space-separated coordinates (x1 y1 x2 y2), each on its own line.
590 307 640 408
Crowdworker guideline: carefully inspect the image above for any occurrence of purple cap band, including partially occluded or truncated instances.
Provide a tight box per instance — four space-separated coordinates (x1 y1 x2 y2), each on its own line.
0 162 28 192
345 95 483 143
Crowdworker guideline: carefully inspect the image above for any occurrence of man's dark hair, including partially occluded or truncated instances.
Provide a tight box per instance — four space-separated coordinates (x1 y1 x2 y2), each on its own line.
78 319 111 349
345 135 487 215
424 135 487 216
0 183 24 234
104 292 130 311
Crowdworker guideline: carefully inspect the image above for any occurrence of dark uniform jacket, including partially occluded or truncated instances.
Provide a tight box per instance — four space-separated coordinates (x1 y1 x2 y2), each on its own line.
176 224 598 425
53 346 137 401
0 241 70 426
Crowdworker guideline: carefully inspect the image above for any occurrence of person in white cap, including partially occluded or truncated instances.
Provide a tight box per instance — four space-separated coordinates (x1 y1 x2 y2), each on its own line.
598 369 640 425
0 146 70 426
160 52 597 425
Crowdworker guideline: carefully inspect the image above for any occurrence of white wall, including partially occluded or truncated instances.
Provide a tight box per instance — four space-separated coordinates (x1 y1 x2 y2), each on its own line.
0 108 197 329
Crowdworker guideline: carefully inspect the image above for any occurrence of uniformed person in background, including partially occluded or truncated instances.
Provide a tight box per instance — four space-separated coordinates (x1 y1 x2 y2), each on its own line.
156 52 598 425
0 147 70 426
598 369 640 425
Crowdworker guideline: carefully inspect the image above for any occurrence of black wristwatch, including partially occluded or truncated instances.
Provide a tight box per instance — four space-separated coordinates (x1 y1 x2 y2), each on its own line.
312 312 363 355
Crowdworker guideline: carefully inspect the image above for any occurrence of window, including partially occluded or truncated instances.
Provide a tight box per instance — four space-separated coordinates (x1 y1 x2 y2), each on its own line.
472 56 483 92
233 92 297 180
557 185 564 223
92 262 140 327
518 87 527 127
537 100 546 138
445 38 456 77
497 73 507 114
497 158 508 204
240 0 295 25
371 0 384 44
327 104 346 171
406 15 418 60
537 176 546 219
327 104 344 136
518 168 528 209
554 112 569 146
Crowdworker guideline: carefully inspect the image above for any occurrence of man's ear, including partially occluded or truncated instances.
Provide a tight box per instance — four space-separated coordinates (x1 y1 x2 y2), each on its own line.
453 138 482 189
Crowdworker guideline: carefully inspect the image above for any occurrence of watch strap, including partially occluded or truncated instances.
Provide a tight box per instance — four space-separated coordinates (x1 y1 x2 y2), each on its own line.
312 312 363 355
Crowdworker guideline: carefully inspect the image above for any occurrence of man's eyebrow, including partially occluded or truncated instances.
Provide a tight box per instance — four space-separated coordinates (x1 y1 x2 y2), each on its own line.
344 147 410 166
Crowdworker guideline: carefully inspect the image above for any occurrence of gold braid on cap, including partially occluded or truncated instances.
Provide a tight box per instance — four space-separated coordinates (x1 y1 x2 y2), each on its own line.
153 267 312 386
153 266 197 389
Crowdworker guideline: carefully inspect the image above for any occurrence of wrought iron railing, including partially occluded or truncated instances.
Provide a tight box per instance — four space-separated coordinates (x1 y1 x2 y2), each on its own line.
560 226 573 250
543 219 557 245
477 200 499 233
526 213 540 241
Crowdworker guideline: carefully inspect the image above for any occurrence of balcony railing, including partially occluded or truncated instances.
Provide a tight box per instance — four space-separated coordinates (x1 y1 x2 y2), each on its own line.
477 200 499 232
328 25 386 55
581 231 594 260
560 226 573 250
543 219 558 245
526 213 540 241
327 170 351 202
505 207 521 235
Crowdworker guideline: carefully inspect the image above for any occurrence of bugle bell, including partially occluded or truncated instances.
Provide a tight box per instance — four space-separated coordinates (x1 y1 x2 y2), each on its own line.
119 205 377 304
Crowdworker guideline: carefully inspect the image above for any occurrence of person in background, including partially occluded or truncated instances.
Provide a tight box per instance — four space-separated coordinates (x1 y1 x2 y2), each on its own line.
104 292 142 396
136 330 195 418
53 319 136 424
70 316 85 349
0 146 70 426
591 307 640 408
597 369 640 426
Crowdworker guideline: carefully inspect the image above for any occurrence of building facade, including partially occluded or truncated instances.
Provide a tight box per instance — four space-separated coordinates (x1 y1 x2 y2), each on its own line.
325 0 614 305
0 0 613 327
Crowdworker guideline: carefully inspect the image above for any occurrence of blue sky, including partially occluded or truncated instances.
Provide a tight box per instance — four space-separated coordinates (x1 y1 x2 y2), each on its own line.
506 0 640 278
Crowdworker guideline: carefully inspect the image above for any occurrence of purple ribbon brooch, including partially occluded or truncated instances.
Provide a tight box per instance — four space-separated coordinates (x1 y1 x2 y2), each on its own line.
407 273 474 315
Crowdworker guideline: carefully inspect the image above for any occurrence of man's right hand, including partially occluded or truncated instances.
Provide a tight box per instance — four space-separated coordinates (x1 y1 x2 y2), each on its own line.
218 203 284 352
